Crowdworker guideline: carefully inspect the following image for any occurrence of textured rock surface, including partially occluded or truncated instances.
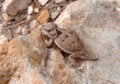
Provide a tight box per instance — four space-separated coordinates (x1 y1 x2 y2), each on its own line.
0 26 88 84
0 0 120 84
0 27 48 84
55 0 120 83
2 0 32 15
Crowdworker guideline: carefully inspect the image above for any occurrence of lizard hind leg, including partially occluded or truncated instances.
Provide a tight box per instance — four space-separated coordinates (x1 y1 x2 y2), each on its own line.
68 51 99 67
68 53 82 67
77 51 99 61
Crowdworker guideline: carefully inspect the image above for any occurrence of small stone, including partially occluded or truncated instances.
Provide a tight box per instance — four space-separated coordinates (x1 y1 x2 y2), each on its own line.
51 7 61 20
38 0 48 5
16 26 22 34
0 35 8 44
26 15 32 20
29 20 39 30
8 29 13 40
0 26 47 84
37 9 49 25
55 0 65 3
0 22 7 33
2 13 13 21
22 25 29 35
27 5 33 15
51 11 59 20
34 8 39 13
2 0 32 16
117 7 120 11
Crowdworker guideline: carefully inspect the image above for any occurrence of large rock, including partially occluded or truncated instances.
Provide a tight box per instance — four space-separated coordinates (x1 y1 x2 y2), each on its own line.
55 0 120 83
0 27 48 84
2 0 32 15
1 0 120 84
0 26 88 84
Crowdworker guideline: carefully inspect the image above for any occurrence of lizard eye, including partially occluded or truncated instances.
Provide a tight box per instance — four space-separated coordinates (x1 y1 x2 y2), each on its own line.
47 29 51 32
44 28 50 32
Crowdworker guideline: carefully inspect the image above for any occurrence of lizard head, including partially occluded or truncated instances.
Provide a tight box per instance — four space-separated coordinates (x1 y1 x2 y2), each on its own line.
42 22 57 39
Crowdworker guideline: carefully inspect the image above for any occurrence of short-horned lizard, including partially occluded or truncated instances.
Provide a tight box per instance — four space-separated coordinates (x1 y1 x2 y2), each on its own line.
42 22 98 67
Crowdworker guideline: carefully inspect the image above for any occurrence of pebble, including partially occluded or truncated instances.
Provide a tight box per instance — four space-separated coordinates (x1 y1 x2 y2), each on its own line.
26 15 32 20
29 20 39 29
55 0 65 3
8 29 13 40
2 0 32 16
27 5 33 15
16 26 22 34
37 9 50 25
22 25 29 35
38 0 48 5
117 7 120 11
2 13 13 21
34 8 39 13
51 7 61 20
0 35 8 44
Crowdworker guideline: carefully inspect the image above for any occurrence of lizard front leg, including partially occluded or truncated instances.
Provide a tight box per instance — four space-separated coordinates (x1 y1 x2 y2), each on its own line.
45 38 53 47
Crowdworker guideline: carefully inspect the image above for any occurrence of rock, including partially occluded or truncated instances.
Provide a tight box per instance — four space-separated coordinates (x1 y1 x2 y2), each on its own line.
0 27 48 84
22 20 39 35
22 25 29 35
38 0 48 5
55 0 120 83
27 5 33 15
1 29 13 41
55 0 65 3
34 8 39 13
51 7 61 20
2 0 32 16
2 13 13 21
29 20 39 30
16 26 22 34
0 23 89 84
0 22 7 33
42 48 86 84
26 15 32 20
37 9 50 25
0 35 8 44
1 0 120 84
